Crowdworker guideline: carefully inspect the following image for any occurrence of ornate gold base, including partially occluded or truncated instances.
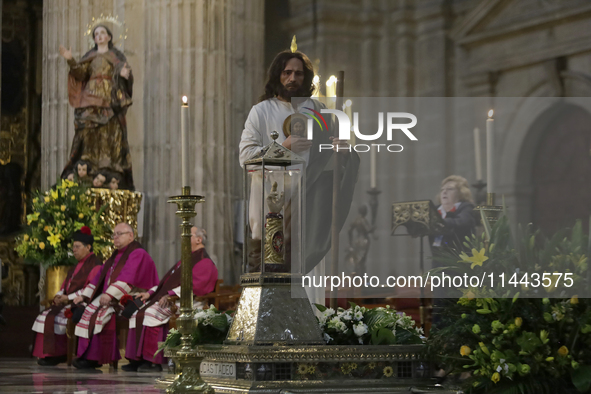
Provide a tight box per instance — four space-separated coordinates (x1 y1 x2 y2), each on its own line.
162 345 459 393
167 350 214 394
476 193 504 226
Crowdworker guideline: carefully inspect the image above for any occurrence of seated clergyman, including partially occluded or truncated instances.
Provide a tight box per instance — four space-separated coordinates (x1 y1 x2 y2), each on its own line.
123 226 218 372
72 223 159 370
32 227 102 366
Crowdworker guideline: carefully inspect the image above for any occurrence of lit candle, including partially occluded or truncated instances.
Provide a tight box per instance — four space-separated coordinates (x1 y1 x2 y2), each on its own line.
473 127 482 180
181 96 190 187
325 75 337 109
312 75 320 98
486 110 494 194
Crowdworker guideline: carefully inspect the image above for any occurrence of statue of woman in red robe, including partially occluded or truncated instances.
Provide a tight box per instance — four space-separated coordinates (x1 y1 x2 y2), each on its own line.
59 24 134 190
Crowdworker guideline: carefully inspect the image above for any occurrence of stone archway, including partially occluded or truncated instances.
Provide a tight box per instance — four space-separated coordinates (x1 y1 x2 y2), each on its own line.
531 105 591 235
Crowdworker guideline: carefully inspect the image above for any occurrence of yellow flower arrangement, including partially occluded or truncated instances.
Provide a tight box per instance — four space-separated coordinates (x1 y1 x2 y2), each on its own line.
15 179 110 268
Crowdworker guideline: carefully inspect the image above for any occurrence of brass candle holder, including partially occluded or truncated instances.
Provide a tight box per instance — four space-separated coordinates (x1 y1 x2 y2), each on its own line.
476 192 503 226
166 186 213 394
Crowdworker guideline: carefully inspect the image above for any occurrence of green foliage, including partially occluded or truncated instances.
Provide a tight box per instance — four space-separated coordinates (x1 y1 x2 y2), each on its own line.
427 215 591 393
157 306 233 355
14 179 111 268
427 296 591 393
432 212 589 299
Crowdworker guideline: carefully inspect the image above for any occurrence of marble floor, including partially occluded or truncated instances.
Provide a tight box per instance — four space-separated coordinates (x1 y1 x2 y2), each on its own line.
0 358 170 393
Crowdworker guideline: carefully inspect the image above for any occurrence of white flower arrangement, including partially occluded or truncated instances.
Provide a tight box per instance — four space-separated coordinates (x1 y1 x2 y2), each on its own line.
315 303 424 346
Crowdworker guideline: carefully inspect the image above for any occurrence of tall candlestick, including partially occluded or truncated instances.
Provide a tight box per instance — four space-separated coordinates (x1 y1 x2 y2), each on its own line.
370 147 376 188
473 127 482 180
344 99 355 145
181 96 190 187
486 110 494 194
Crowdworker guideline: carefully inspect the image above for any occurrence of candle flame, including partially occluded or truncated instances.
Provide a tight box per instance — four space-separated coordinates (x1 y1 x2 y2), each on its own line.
313 75 320 84
182 96 188 105
345 99 352 107
488 109 494 118
326 75 337 86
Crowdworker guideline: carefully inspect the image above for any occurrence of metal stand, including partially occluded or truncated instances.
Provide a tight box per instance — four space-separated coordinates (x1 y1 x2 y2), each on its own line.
166 186 213 394
471 179 487 206
367 187 381 233
476 192 503 227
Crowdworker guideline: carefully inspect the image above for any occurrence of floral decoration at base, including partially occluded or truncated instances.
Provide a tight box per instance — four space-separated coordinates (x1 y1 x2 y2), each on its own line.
427 214 591 393
315 303 424 345
15 179 111 268
157 305 234 354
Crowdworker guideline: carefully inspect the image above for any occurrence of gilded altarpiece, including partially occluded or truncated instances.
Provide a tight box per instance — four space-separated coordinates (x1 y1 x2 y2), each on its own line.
0 0 42 306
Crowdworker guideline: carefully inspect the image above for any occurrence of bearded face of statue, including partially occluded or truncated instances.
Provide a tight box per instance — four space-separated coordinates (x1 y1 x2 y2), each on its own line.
292 120 305 137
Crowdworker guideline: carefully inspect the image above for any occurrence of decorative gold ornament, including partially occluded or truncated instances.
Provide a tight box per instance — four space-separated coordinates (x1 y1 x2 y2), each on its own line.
391 200 443 238
282 113 308 138
476 192 503 227
84 14 128 48
290 35 297 53
263 182 285 265
45 266 69 307
88 189 142 256
166 186 211 394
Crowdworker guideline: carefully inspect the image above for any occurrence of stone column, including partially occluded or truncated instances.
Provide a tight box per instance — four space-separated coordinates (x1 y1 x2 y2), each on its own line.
142 0 264 279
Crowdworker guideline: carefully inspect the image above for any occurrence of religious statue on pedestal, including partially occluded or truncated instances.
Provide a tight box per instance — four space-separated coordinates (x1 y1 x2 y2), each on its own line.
59 22 135 190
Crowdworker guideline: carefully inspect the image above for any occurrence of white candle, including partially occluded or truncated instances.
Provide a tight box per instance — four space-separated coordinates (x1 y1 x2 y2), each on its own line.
326 75 337 109
344 100 355 145
473 127 482 180
181 96 190 187
486 110 494 194
370 147 376 189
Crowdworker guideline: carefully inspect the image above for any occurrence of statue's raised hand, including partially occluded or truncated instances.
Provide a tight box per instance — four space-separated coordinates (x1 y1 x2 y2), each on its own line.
266 182 284 213
59 45 72 60
120 63 131 79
